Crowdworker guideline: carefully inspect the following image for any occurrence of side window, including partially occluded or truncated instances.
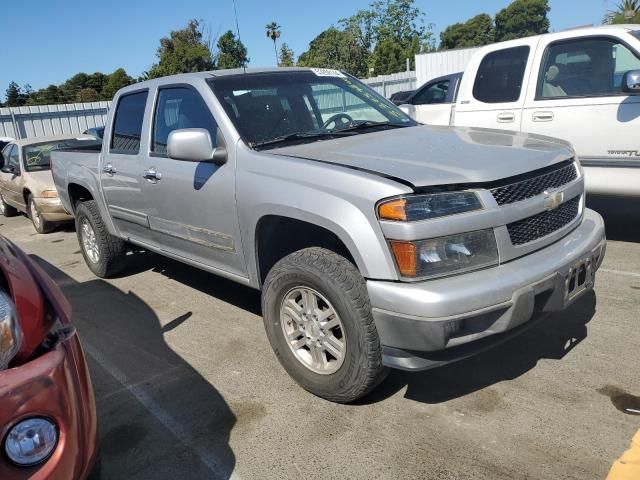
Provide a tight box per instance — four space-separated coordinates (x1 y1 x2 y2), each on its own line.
473 46 530 103
537 38 640 99
7 146 20 172
413 80 450 105
110 91 148 154
152 87 217 154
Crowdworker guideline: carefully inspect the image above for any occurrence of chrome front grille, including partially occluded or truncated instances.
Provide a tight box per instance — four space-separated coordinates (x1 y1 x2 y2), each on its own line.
491 162 577 206
506 196 580 246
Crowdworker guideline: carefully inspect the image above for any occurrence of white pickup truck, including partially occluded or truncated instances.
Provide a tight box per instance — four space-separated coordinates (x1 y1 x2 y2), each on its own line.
401 25 640 197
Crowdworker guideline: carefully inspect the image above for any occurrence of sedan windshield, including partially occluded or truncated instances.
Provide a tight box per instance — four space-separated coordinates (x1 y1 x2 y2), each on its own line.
23 138 101 172
208 70 416 148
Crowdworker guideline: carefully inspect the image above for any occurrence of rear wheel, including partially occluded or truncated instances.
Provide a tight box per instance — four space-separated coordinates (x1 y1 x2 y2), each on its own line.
0 193 17 217
28 196 54 234
262 247 388 403
75 200 126 277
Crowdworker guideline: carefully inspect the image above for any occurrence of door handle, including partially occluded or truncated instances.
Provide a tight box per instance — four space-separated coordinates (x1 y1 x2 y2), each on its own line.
532 111 554 122
497 112 516 123
143 168 162 182
102 164 116 175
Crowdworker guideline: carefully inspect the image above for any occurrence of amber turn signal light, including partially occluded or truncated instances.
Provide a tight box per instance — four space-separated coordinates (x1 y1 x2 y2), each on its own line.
390 241 417 277
378 199 407 221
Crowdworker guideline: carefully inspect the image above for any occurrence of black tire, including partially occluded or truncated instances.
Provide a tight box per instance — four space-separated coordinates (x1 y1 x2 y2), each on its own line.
75 200 126 278
262 247 388 403
0 192 17 217
28 195 54 234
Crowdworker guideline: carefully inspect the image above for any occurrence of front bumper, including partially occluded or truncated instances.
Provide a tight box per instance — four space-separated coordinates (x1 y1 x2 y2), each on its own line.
34 197 73 222
0 334 98 480
367 208 606 370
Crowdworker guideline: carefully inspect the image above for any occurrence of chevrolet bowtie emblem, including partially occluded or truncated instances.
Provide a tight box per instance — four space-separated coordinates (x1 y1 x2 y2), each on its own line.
543 191 564 211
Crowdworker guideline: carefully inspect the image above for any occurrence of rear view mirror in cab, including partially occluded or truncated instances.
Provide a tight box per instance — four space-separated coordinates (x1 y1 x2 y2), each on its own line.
167 128 227 164
622 70 640 94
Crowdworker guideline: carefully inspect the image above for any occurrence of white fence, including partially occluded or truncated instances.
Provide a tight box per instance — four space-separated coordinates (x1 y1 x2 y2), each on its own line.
0 102 111 140
415 47 479 87
361 71 417 98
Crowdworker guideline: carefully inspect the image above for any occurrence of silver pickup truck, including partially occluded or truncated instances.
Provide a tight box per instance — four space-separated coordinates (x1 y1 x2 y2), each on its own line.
52 67 606 402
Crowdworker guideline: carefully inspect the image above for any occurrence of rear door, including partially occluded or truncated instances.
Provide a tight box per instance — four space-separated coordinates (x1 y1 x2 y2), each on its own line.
522 33 640 166
410 77 455 125
0 145 24 209
101 90 152 241
454 41 536 130
140 84 246 278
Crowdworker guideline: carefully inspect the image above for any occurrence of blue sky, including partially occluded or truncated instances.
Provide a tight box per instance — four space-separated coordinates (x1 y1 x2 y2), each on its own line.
2 0 610 92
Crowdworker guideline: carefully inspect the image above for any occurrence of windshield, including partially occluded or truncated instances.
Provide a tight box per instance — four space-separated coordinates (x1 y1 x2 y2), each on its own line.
22 138 101 172
208 70 416 147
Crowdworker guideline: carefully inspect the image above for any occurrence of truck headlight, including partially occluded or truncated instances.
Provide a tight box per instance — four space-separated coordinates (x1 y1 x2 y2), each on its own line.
378 191 483 222
390 229 498 279
0 291 22 370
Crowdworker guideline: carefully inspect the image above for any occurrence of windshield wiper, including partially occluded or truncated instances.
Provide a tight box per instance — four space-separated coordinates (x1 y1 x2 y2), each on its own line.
333 120 412 133
252 131 355 149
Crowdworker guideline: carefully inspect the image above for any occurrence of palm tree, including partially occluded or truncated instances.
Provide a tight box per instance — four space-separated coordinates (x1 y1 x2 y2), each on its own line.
266 22 281 66
605 0 640 23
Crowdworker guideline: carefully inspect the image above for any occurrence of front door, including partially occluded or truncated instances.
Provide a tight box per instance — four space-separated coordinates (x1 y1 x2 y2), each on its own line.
522 34 640 167
0 145 24 209
411 78 454 126
140 85 246 278
455 42 535 131
100 90 152 241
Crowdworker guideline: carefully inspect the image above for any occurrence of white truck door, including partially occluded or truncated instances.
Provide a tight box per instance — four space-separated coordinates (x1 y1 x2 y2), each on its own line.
521 33 640 195
409 78 454 126
454 40 537 131
101 90 153 241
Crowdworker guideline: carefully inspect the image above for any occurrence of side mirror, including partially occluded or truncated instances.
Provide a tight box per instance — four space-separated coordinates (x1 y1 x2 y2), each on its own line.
1 164 15 174
622 69 640 94
167 128 227 164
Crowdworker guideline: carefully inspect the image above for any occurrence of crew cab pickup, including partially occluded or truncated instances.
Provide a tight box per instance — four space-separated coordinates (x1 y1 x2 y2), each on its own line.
400 25 640 197
52 68 606 402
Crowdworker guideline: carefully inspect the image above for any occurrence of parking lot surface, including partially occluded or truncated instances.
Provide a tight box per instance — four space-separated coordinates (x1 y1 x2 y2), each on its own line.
2 196 639 480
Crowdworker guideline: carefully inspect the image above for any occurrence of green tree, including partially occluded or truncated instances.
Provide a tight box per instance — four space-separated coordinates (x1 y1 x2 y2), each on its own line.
216 30 249 69
265 22 281 66
76 88 100 102
86 73 108 95
61 73 90 102
606 0 640 23
5 82 22 107
101 68 134 100
27 85 64 105
440 14 494 50
148 19 215 79
297 27 370 77
494 0 550 42
279 43 295 67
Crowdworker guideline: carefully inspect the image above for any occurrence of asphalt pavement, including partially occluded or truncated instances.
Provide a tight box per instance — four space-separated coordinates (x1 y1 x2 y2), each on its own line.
1 194 639 480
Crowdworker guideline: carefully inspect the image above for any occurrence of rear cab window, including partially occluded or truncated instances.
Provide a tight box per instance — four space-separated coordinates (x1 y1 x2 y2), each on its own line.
473 46 530 103
110 91 148 154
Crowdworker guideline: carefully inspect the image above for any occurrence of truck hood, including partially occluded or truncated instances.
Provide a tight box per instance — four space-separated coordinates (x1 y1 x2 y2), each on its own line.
269 125 574 188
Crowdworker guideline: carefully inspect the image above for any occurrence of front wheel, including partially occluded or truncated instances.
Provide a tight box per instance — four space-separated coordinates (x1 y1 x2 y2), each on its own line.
75 200 126 278
262 247 388 403
29 196 54 234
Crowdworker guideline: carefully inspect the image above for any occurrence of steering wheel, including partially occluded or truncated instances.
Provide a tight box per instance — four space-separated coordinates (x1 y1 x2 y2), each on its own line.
322 113 354 130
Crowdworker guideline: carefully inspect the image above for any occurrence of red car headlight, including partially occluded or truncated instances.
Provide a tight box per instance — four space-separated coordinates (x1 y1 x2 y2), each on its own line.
0 290 22 370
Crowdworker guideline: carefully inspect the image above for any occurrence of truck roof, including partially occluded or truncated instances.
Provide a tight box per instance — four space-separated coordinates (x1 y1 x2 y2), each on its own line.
117 67 322 96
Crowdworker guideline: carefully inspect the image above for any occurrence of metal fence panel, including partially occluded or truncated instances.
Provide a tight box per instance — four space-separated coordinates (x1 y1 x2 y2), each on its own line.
415 48 479 87
361 71 417 98
0 101 111 140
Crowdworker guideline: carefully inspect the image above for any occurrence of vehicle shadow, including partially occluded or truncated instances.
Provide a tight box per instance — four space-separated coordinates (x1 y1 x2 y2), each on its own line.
362 290 597 405
30 256 238 480
587 194 640 242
